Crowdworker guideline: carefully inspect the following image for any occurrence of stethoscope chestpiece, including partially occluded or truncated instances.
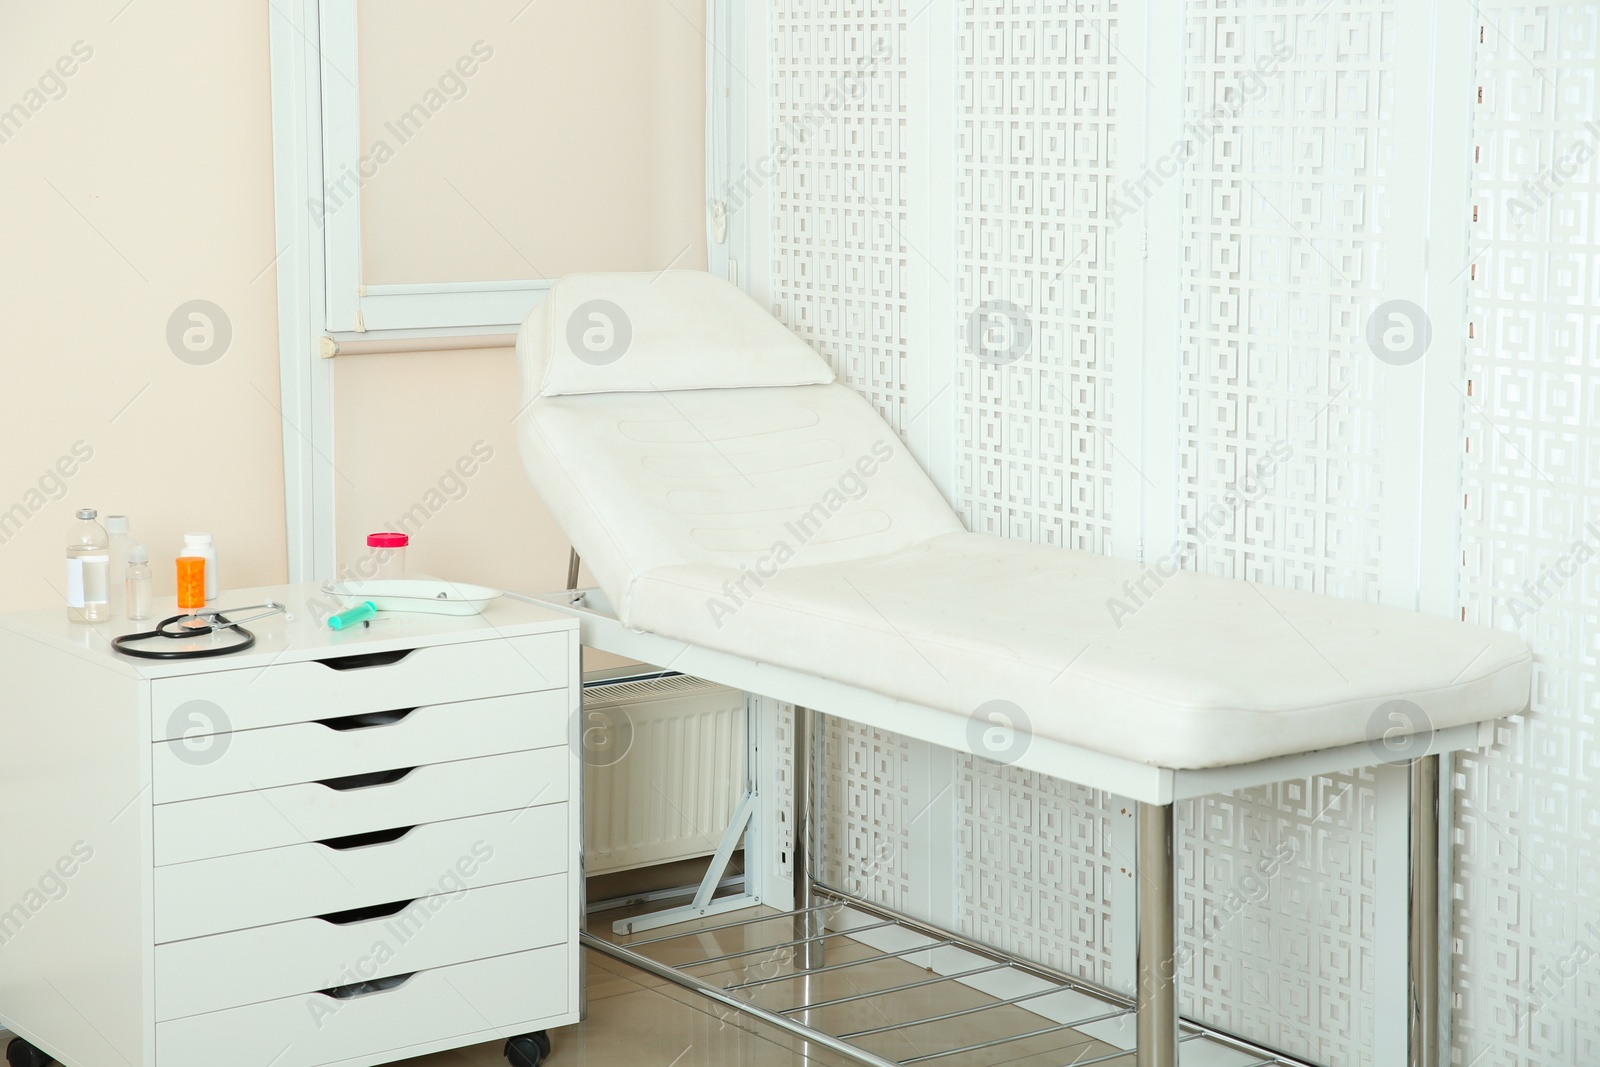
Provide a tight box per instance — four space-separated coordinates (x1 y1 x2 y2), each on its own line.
110 601 288 660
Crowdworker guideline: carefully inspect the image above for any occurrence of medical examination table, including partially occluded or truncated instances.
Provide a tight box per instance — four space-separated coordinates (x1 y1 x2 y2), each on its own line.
515 271 1532 1067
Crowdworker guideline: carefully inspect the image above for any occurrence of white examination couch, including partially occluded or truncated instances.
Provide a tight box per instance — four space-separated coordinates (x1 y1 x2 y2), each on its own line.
515 271 1532 1067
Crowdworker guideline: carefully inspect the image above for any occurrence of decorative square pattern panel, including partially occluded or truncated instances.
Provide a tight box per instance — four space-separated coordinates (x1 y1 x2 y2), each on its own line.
1178 773 1376 1064
1173 5 1399 1065
770 0 918 934
957 757 1118 986
772 0 1122 978
947 0 1124 996
1456 5 1600 1065
761 4 1596 1066
1177 2 1392 600
818 716 915 912
956 0 1117 551
771 0 911 431
774 702 796 884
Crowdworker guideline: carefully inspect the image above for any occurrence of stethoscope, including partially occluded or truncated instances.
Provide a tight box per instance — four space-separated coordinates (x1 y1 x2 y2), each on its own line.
110 601 288 660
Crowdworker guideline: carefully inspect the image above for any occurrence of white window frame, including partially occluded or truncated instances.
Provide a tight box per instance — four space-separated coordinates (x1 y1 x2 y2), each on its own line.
270 0 736 577
270 0 336 582
316 0 550 334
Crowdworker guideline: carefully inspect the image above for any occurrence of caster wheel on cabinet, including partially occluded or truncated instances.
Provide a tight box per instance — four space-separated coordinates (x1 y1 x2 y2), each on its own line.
6 1038 51 1067
504 1030 552 1067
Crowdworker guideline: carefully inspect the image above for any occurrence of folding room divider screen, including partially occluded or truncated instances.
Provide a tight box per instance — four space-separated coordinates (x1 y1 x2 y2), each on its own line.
716 2 1599 1065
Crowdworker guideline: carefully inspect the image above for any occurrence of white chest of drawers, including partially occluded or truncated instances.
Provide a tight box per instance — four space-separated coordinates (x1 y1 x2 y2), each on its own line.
0 584 581 1067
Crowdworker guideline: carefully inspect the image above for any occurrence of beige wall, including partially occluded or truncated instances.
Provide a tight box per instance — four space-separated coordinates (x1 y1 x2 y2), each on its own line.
331 345 554 590
0 2 286 611
333 346 643 667
333 1 706 669
357 0 708 284
0 3 704 628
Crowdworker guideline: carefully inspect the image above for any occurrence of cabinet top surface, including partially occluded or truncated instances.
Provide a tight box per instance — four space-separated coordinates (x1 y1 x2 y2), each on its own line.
0 582 577 679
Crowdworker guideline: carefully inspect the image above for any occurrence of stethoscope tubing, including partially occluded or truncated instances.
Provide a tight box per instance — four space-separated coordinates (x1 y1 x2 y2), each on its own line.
109 601 284 659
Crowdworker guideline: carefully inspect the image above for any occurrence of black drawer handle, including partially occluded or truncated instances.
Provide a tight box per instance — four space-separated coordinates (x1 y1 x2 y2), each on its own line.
316 825 415 850
316 708 416 731
318 972 415 1000
316 648 415 671
315 899 418 925
318 767 417 791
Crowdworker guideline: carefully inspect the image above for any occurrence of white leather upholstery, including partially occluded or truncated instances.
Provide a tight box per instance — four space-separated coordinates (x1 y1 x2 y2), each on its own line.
518 383 963 620
521 271 836 398
517 271 1533 769
628 534 1532 768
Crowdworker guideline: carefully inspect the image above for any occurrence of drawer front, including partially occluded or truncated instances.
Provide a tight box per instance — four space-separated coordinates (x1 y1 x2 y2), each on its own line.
152 689 568 804
152 633 568 737
155 874 568 1022
155 945 571 1067
155 748 570 865
155 805 567 943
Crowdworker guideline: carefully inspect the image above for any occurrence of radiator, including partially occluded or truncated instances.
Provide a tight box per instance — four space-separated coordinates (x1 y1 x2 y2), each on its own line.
582 670 746 876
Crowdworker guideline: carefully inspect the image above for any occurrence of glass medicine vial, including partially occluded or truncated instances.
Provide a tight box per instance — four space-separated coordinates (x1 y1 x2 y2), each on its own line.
125 544 153 621
66 508 110 623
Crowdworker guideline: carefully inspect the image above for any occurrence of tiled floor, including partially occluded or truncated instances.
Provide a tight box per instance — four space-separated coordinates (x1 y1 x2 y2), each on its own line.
0 906 1254 1067
578 903 1139 1067
393 885 1202 1067
385 941 1135 1067
349 888 1146 1067
0 951 864 1067
383 947 872 1066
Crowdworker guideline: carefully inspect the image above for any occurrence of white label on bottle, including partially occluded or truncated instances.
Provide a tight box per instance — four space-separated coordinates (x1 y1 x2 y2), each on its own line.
81 554 109 604
66 558 85 608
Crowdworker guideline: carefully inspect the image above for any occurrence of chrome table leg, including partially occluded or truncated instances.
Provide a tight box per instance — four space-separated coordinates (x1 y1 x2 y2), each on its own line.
1137 801 1178 1067
1410 754 1441 1067
793 704 826 971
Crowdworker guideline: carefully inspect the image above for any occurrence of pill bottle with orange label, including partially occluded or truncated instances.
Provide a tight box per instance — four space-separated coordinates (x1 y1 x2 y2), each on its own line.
177 533 217 603
176 556 206 611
